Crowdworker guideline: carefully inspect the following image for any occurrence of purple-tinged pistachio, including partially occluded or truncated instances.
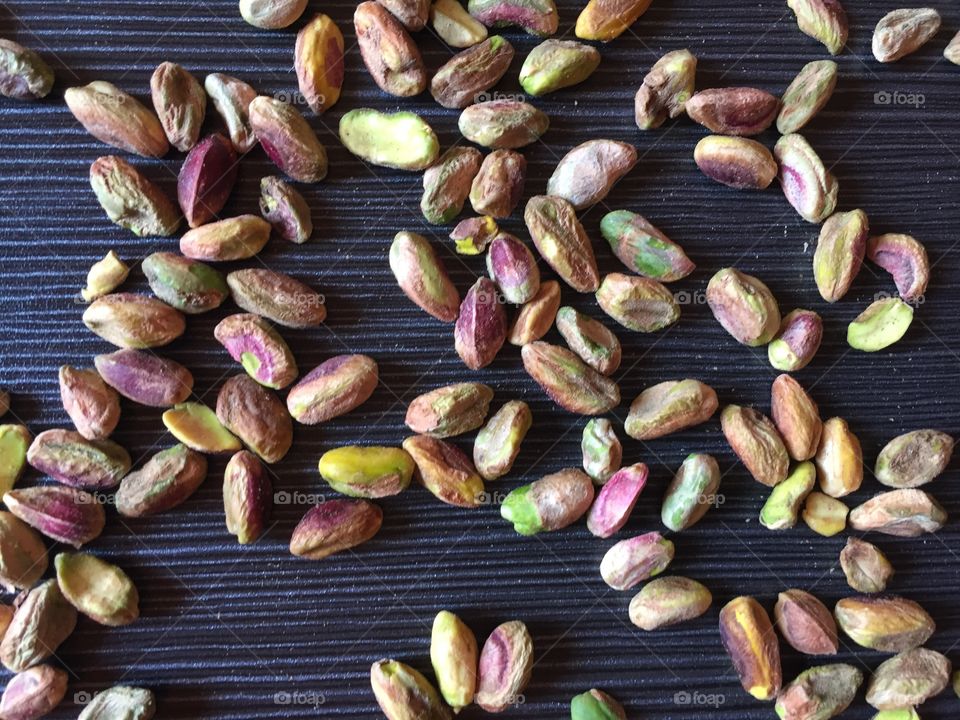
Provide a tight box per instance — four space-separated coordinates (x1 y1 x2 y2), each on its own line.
867 234 929 303
707 267 781 346
547 139 637 210
455 277 507 369
451 215 499 254
473 401 531 481
390 232 460 322
694 135 777 190
486 233 540 305
318 446 414 498
600 210 694 282
946 30 960 64
802 491 848 536
686 87 779 136
432 0 488 47
867 648 951 710
89 156 180 237
875 429 953 489
81 251 129 303
403 435 484 508
771 373 823 462
260 176 312 244
340 108 439 170
0 512 46 592
355 1 427 96
226 268 326 329
558 307 621 376
0 665 67 720
142 252 228 314
815 417 862 498
177 133 238 229
778 60 838 135
3 485 104 548
721 404 789 487
459 100 549 149
286 355 379 425
873 8 941 63
787 0 848 54
77 687 155 720
55 552 139 626
768 309 823 372
370 659 451 720
406 382 494 438
600 531 674 590
575 0 651 41
661 453 721 531
775 589 838 655
468 0 557 36
240 0 307 28
587 463 647 538
760 462 816 530
431 36 514 109
841 537 893 593
525 195 599 292
508 280 560 345
635 48 697 129
475 621 533 713
520 39 600 97
180 214 271 261
629 576 712 631
719 596 782 701
83 293 185 349
502 468 593 535
814 209 868 302
521 341 620 415
216 374 293 463
94 349 193 407
115 444 207 517
0 580 76 673
214 313 298 389
223 450 272 544
27 429 130 490
776 664 862 720
379 0 431 30
0 425 31 495
59 366 120 441
625 379 718 441
65 81 169 157
0 39 53 100
249 96 328 183
849 489 946 537
835 596 934 653
290 499 382 559
421 147 483 225
581 418 622 484
204 73 257 153
295 13 345 114
161 403 241 454
776 133 839 223
596 272 680 332
470 150 526 219
150 62 205 152
848 298 914 352
571 690 625 720
430 610 477 712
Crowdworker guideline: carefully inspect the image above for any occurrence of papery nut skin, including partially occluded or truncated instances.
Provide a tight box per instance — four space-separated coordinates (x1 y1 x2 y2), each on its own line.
379 0 431 30
519 40 600 97
866 234 929 303
706 267 781 346
4 485 106 548
787 0 849 55
848 489 946 537
0 512 47 591
468 0 558 36
586 463 647 538
501 469 594 535
216 374 294 463
775 664 862 720
459 101 549 149
600 210 695 282
240 0 308 28
179 215 271 262
260 176 313 244
150 62 206 152
875 429 953 489
227 268 326 329
421 147 483 225
470 151 526 219
59 365 121 441
405 383 494 438
625 379 717 441
83 293 186 349
295 13 345 114
65 81 169 158
721 405 789 487
521 342 620 415
686 87 779 136
223 450 272 544
286 355 379 425
116 444 207 517
248 96 328 183
403 435 485 508
0 580 77 673
661 453 721 531
95 349 193 408
27 429 131 490
0 665 68 720
873 8 941 63
355 1 427 97
774 588 839 655
390 232 460 322
596 272 680 333
558 307 621 375
430 36 514 110
546 139 637 210
694 135 777 190
581 417 622 484
866 648 951 710
600 531 674 590
946 30 960 65
214 313 298 390
719 596 782 701
473 401 532 481
840 537 893 593
775 133 838 224
0 425 33 494
486 233 540 305
177 133 238 229
635 49 697 129
834 596 934 653
813 209 868 303
777 60 838 135
508 280 560 345
370 659 451 720
771 373 823 462
77 687 156 720
455 278 507 370
289 499 382 560
142 252 229 314
89 156 180 237
628 576 712 631
204 73 258 153
0 39 53 100
525 196 599 293
475 621 533 713
768 309 823 372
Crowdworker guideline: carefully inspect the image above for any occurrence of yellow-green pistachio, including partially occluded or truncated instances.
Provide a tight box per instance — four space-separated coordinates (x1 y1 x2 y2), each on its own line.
694 135 777 190
706 267 781 346
162 402 242 454
581 418 622 484
459 100 549 149
775 133 838 223
390 231 460 322
802 491 848 536
204 73 258 153
787 0 849 54
473 400 532 481
520 39 600 97
468 0 558 35
370 659 451 720
430 36 514 109
239 0 307 28
600 531 673 590
406 382 494 438
508 280 560 345
501 468 594 535
226 268 326 329
421 147 483 224
223 450 272 545
596 272 680 332
586 463 647 538
0 38 53 100
759 461 816 530
771 373 823 462
355 1 427 96
875 429 953 489
77 686 156 720
249 96 328 182
177 133 239 229
775 664 863 720
295 13 345 114
65 81 169 157
94 349 193 408
840 537 893 593
214 313 298 390
179 214 271 262
521 341 620 415
558 307 621 376
341 108 439 170
719 596 782 701
4 485 105 548
661 453 721 531
470 151 526 219
318 446 414 498
27 429 131 489
486 233 541 304
0 665 67 720
721 405 789 487
55 552 139 626
848 489 946 537
570 689 625 720
475 621 533 713
815 417 862 498
635 49 697 129
814 209 868 302
83 292 185 349
150 61 205 151
777 60 838 135
872 710 920 720
142 252 228 315
873 8 940 63
686 87 779 136
867 233 929 303
947 30 960 64
455 278 507 369
0 512 47 591
379 0 431 31
629 576 712 631
625 379 718 441
216 374 293 463
867 648 951 710
403 435 485 508
774 588 839 655
575 0 651 41
89 156 181 237
547 139 637 210
81 250 129 303
115 444 207 517
525 196 599 292
835 595 934 653
290 499 383 560
0 580 77 673
59 365 120 441
600 210 694 282
430 611 477 712
768 308 823 372
847 297 913 352
431 0 488 47
286 355 379 425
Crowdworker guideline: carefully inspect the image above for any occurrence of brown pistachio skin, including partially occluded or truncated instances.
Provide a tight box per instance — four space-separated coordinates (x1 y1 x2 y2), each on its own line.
403 435 484 508
224 450 272 545
421 147 483 225
546 139 638 210
150 62 206 152
0 665 68 720
625 379 718 441
813 209 868 303
840 537 893 593
595 273 679 333
475 621 533 713
525 195 599 293
226 268 326 329
867 648 952 710
508 280 560 345
694 135 777 190
486 233 540 305
405 383 494 438
771 374 823 462
834 596 934 653
115 444 208 517
290 499 382 560
295 13 345 114
873 8 941 63
27 429 131 490
205 73 258 153
875 429 953 489
260 175 313 244
849 489 947 537
0 39 54 100
214 313 298 390
0 580 77 673
719 596 782 701
721 405 789 487
390 232 460 322
286 355 378 425
768 309 823 372
459 100 549 149
430 36 515 109
0 512 48 592
867 234 930 303
473 401 531 481
706 268 781 346
470 150 526 219
378 0 431 30
248 96 328 183
686 87 779 136
775 589 839 655
787 0 849 55
178 133 238 228
59 366 120 441
355 1 427 97
455 278 507 370
65 81 169 158
83 293 186 349
521 341 620 415
216 374 294 464
94 349 193 408
370 659 451 720
3 486 106 548
556 306 621 375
